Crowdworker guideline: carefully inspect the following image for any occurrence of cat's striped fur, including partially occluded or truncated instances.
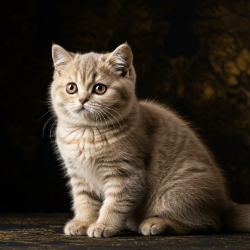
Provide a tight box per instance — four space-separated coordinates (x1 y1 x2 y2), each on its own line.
50 43 250 238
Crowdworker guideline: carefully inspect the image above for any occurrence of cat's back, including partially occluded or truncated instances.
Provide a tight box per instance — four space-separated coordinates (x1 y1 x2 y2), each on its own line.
138 100 215 167
138 100 192 137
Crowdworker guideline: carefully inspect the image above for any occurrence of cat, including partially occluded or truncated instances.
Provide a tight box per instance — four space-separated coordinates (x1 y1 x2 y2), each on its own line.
50 43 250 238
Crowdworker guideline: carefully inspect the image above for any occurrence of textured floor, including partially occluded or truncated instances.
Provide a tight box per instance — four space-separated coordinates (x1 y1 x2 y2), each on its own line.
1 214 250 249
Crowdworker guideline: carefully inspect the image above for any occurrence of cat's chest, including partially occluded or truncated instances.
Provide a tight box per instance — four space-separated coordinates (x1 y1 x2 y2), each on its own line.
57 127 110 194
57 127 104 162
72 156 105 196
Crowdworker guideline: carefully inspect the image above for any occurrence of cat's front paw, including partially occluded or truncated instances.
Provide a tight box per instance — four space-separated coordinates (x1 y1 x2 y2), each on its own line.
87 223 117 238
64 219 88 236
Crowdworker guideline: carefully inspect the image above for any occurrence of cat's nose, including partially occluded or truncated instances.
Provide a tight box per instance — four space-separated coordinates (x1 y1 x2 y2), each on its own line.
79 98 88 105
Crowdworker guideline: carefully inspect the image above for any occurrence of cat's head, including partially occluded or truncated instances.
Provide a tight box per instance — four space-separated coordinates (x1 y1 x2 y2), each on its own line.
50 43 136 127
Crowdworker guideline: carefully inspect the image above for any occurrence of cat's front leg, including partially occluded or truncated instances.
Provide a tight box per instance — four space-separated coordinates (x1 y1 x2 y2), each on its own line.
87 172 144 238
65 178 102 236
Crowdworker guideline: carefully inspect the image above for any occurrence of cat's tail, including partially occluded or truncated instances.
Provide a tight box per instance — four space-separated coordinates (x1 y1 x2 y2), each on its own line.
223 202 250 232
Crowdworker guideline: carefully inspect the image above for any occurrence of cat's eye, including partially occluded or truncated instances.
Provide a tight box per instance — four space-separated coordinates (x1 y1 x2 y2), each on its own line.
66 83 78 94
93 84 107 95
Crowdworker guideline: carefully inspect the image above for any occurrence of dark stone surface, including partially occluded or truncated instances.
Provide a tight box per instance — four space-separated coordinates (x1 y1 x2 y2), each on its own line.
1 0 250 212
1 214 250 249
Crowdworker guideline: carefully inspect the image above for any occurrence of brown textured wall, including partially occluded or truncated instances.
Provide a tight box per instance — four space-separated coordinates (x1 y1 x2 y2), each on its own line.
1 0 250 212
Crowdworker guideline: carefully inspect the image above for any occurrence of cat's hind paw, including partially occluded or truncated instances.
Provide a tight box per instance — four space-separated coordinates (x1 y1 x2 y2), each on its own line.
87 223 117 238
139 217 174 236
64 220 88 236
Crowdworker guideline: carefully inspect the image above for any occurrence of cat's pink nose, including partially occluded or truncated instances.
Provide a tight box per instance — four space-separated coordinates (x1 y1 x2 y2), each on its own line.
79 98 88 105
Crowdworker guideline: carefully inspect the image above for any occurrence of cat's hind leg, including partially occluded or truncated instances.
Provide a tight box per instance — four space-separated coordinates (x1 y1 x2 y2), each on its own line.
139 217 193 236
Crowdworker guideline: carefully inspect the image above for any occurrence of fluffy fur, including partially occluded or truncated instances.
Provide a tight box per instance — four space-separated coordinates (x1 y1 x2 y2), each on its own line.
50 43 250 238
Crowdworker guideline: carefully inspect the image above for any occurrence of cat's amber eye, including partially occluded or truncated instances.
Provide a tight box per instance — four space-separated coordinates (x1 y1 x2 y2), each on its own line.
93 84 107 95
66 83 78 94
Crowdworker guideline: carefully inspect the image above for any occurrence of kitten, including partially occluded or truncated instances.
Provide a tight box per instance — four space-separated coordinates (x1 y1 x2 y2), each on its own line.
50 43 250 238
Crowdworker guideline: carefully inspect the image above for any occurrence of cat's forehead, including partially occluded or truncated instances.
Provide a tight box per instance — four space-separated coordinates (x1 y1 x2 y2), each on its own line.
69 52 101 84
69 52 113 84
75 52 100 72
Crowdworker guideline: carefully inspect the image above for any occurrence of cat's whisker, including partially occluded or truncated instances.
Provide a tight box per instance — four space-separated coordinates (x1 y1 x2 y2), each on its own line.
91 102 124 126
95 110 103 129
98 104 125 125
101 110 116 131
42 115 55 138
95 108 109 130
37 111 51 123
87 106 106 131
32 97 48 104
83 107 94 120
101 107 122 131
96 127 104 144
95 113 106 144
94 113 98 130
50 121 57 139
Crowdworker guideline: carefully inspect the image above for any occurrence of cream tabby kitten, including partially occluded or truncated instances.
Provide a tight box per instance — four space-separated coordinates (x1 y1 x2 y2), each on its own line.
50 43 250 238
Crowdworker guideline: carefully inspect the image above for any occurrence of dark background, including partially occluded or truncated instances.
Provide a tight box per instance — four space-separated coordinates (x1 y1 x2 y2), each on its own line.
1 0 250 212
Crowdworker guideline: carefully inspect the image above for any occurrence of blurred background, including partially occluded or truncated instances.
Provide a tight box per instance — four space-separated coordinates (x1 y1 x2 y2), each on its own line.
1 0 250 212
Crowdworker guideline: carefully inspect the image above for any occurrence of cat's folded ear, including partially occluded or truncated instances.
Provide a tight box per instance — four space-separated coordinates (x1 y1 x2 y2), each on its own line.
106 43 133 76
52 44 74 76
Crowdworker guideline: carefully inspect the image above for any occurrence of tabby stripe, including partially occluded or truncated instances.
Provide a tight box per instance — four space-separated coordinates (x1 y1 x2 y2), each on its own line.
110 208 130 215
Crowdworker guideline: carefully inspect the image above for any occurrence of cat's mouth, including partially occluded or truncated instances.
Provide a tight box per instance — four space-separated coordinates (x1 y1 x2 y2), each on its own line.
77 106 91 114
78 106 85 112
75 105 93 117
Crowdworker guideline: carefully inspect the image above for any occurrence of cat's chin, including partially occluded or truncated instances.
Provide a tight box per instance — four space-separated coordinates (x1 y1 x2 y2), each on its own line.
68 109 96 126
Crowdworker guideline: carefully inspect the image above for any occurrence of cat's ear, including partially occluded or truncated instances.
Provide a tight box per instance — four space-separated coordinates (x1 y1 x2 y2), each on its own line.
52 44 74 76
106 43 133 76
